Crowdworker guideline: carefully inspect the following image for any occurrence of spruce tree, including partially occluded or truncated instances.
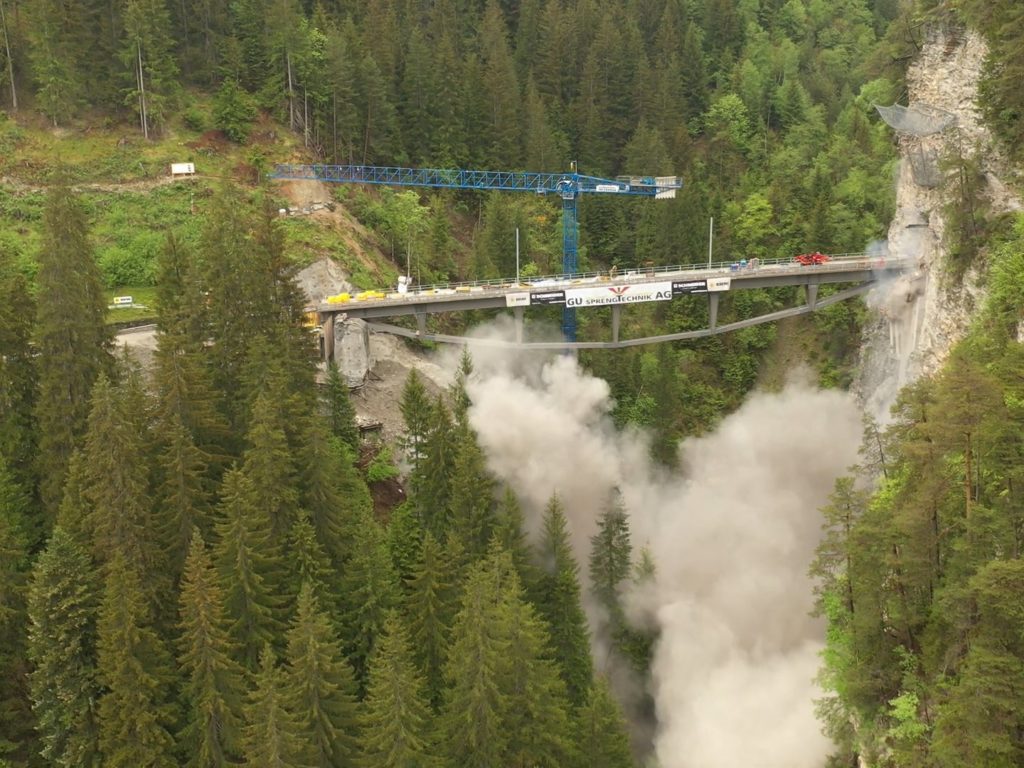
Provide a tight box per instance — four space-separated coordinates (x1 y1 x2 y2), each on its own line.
96 552 177 768
399 369 431 486
323 361 359 450
0 245 37 492
121 0 180 137
0 458 34 763
534 493 593 706
574 676 634 768
502 571 576 767
243 390 300 540
449 347 474 425
240 646 304 768
26 527 101 768
81 373 155 576
285 582 362 767
405 532 453 708
448 427 496 560
339 513 401 688
296 416 366 569
361 612 436 768
494 487 538 590
156 412 213 574
213 468 285 670
442 553 510 767
417 396 456 538
286 510 337 614
387 501 423 584
177 529 246 767
34 180 112 515
589 487 633 641
444 545 575 767
152 232 232 462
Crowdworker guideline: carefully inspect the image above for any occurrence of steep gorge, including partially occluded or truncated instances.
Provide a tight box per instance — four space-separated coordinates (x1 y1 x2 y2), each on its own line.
859 24 1022 423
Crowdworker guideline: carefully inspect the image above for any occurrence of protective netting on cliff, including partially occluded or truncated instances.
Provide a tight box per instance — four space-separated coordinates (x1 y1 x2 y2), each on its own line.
874 103 956 136
875 103 956 187
907 146 943 188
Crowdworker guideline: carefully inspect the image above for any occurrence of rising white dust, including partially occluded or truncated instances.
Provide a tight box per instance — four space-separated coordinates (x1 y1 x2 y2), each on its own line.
464 342 862 767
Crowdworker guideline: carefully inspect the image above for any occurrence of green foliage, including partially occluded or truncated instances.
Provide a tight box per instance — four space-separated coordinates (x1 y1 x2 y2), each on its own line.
97 242 158 287
33 181 112 514
26 528 101 768
213 469 285 670
361 612 437 767
213 79 256 143
177 530 245 767
534 494 593 707
241 646 304 768
285 582 362 767
366 443 400 483
96 552 177 768
817 213 1024 763
322 362 359 450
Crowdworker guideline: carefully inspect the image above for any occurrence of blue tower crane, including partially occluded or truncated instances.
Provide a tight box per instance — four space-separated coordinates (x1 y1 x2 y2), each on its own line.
270 163 681 340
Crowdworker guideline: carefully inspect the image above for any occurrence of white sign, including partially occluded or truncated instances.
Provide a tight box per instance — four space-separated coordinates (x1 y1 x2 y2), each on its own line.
505 292 531 307
565 282 673 307
595 184 622 192
707 277 732 292
170 162 196 176
112 296 133 306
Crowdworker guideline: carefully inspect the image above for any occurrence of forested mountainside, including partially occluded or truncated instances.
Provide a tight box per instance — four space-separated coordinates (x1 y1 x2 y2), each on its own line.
0 0 913 442
2 0 1024 767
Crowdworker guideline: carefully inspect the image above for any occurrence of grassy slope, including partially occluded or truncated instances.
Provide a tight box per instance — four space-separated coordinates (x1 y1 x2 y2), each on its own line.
0 102 399 323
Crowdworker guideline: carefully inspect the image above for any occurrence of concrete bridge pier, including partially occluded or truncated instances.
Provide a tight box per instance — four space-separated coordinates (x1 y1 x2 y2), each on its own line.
513 306 525 343
611 305 621 343
806 284 819 309
708 293 720 331
332 315 371 386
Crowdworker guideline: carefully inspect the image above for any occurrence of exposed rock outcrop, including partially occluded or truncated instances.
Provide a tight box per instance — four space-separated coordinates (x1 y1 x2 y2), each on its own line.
858 25 1021 424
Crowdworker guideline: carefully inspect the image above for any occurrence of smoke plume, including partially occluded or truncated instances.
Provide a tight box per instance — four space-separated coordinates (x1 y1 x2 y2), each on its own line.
463 334 862 767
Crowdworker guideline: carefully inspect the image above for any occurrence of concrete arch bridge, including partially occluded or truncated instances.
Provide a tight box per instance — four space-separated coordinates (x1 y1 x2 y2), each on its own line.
314 253 910 376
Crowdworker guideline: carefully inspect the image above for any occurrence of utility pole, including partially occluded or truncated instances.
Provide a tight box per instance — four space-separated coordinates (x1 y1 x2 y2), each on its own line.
515 227 520 284
0 0 16 112
708 217 714 267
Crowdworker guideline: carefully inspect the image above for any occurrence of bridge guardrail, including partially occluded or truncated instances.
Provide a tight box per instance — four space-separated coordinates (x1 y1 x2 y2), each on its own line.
318 253 907 309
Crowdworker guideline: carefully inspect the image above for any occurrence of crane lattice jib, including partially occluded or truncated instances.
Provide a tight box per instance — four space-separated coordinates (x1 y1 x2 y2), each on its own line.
270 163 680 341
271 164 681 198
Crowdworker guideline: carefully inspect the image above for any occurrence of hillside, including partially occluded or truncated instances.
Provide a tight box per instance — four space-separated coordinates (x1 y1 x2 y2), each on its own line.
2 1 1024 768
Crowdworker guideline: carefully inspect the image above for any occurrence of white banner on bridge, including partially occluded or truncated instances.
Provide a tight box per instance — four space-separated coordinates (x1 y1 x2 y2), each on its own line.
505 292 531 307
565 281 673 307
707 277 732 292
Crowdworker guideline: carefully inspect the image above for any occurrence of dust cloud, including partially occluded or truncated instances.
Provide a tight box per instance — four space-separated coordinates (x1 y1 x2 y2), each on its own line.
462 331 862 767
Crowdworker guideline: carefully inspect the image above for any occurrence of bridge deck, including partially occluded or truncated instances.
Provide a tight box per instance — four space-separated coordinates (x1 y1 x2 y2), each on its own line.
315 253 909 320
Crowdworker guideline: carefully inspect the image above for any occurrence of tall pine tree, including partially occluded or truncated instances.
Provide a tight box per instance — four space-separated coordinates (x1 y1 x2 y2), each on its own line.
26 527 101 768
285 581 362 767
361 612 437 767
96 552 177 768
34 180 112 515
177 529 246 767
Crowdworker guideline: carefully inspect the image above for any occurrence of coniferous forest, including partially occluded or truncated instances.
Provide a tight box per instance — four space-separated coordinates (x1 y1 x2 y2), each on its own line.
2 0 1024 766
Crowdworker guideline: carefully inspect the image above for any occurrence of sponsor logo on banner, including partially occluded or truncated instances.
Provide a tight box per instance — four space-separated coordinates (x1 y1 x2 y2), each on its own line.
707 277 732 292
530 290 566 305
671 280 707 295
505 292 531 307
565 282 673 307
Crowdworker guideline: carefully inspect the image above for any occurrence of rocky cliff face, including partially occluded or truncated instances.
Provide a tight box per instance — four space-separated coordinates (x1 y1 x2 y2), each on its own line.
857 25 1022 424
